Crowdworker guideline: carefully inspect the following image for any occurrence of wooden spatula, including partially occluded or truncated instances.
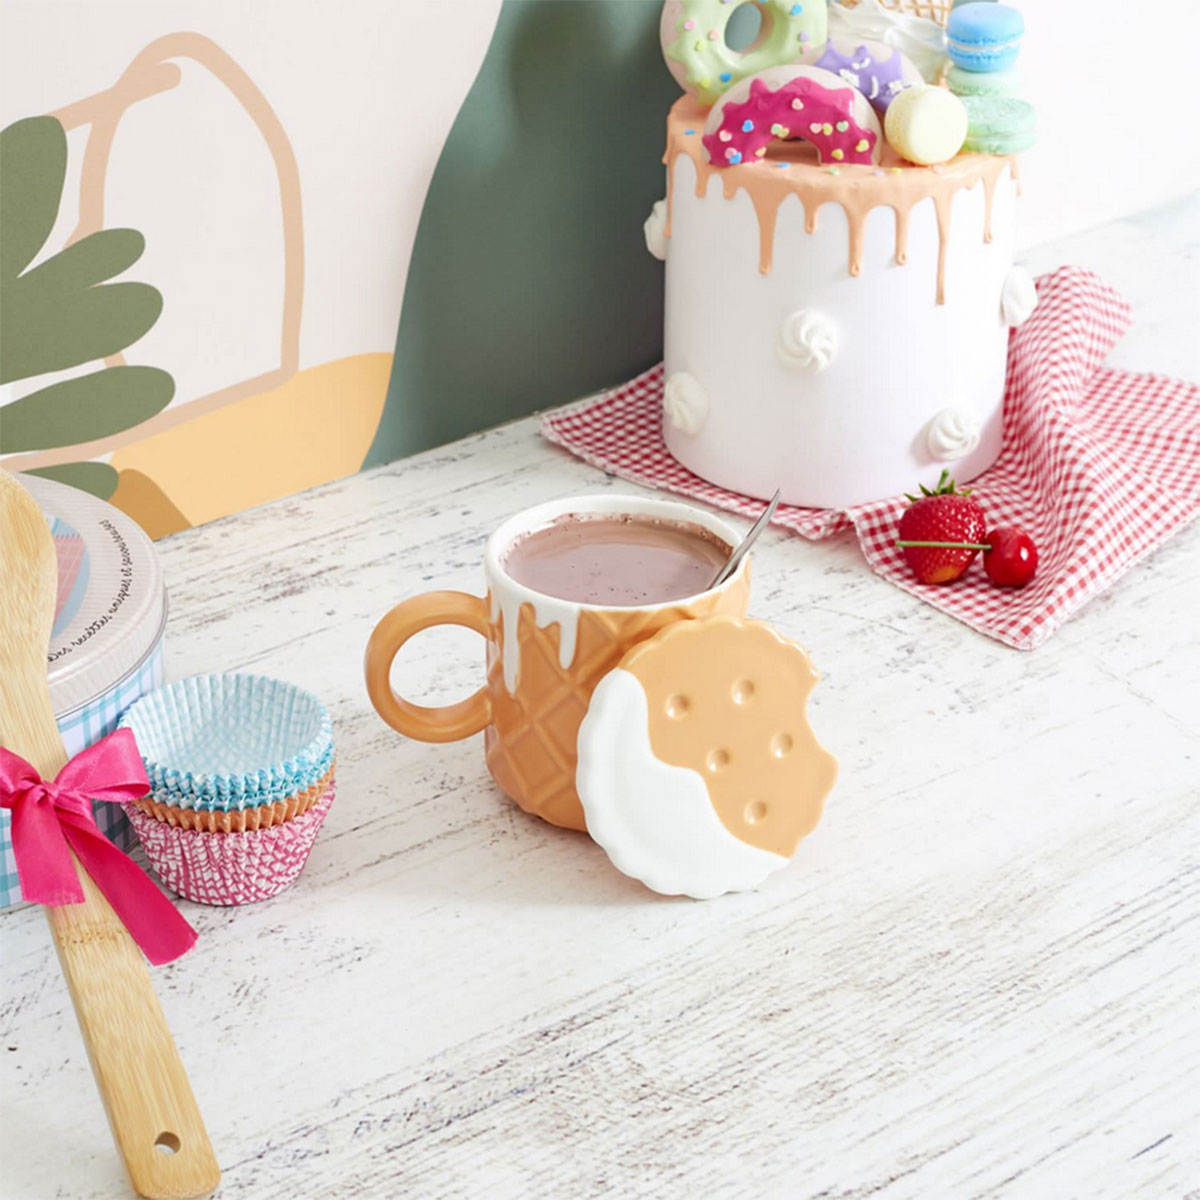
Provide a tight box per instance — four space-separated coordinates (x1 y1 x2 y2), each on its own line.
0 469 219 1199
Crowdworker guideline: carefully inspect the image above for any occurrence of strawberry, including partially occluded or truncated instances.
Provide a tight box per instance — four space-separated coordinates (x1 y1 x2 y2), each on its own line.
983 526 1038 587
895 470 988 585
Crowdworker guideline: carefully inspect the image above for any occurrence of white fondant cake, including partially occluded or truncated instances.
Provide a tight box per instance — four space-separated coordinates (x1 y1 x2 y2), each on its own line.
651 0 1036 510
656 101 1021 509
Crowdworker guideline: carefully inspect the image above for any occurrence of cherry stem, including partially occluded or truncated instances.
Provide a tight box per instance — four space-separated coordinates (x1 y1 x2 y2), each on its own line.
896 540 991 550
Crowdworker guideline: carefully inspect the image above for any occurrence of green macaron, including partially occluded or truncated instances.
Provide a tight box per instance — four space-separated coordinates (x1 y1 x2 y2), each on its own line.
947 64 1020 97
961 95 1035 154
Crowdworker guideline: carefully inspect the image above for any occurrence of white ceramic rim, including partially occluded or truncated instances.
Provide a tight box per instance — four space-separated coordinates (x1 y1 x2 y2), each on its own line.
484 493 748 614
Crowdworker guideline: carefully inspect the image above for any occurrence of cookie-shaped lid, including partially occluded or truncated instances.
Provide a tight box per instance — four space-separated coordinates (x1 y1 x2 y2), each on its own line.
576 617 836 899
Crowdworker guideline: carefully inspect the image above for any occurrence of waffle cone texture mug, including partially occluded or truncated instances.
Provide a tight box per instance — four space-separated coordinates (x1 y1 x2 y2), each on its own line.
365 496 751 832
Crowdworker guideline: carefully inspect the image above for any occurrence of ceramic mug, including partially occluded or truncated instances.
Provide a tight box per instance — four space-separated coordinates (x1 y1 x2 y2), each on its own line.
364 495 750 831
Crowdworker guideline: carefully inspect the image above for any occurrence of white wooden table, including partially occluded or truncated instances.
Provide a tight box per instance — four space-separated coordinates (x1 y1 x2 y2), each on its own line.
3 198 1198 1200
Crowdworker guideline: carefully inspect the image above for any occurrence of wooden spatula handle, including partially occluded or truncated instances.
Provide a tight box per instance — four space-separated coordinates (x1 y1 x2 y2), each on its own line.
1 469 218 1196
47 855 220 1199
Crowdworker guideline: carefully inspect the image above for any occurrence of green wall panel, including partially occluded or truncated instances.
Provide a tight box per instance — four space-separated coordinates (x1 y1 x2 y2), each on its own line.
365 0 680 467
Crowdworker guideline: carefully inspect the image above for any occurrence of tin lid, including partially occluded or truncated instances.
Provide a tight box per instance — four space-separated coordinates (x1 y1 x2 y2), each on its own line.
20 475 167 720
576 616 837 899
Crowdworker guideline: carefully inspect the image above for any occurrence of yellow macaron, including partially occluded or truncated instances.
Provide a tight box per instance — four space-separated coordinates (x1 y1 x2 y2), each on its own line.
884 85 968 165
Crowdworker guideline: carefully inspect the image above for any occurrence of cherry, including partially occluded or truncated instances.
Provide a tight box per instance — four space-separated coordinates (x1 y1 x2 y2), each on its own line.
984 527 1038 588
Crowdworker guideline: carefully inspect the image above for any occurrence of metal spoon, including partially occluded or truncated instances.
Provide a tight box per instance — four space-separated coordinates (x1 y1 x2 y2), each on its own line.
0 469 219 1199
710 488 782 588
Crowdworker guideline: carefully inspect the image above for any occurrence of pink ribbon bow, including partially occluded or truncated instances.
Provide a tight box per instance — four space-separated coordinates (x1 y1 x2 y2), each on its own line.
0 728 196 964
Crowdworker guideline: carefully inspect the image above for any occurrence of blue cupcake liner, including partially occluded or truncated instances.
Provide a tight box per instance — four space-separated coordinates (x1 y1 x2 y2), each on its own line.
141 739 336 806
119 674 334 811
142 743 337 811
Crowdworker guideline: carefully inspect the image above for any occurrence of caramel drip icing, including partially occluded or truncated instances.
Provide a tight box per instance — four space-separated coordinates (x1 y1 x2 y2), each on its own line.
664 96 1018 304
981 165 999 244
747 188 782 275
893 204 912 266
932 188 953 305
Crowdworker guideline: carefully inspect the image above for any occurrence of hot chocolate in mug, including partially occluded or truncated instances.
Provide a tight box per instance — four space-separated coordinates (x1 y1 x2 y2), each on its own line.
364 495 750 831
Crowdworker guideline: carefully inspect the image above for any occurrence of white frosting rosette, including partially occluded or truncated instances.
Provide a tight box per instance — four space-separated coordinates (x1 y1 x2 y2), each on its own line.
1001 266 1038 327
777 309 838 373
662 371 709 435
926 406 982 461
644 199 668 261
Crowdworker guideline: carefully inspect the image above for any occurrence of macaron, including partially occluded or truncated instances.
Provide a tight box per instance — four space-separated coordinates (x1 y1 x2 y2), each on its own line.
884 85 968 166
961 94 1035 154
947 3 1024 73
947 64 1020 97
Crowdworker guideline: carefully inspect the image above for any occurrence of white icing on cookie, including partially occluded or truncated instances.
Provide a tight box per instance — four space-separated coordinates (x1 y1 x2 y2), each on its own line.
926 406 982 461
577 669 789 899
1001 266 1038 327
663 371 709 435
778 309 838 373
644 198 668 261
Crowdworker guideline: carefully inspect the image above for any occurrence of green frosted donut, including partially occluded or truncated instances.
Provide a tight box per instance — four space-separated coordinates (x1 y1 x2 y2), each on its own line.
661 0 829 106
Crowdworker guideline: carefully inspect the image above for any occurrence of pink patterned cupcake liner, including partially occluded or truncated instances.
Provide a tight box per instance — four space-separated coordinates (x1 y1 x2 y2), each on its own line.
125 781 335 906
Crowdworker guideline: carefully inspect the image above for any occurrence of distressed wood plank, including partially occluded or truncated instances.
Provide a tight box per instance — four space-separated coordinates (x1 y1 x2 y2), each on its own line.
1 202 1197 1200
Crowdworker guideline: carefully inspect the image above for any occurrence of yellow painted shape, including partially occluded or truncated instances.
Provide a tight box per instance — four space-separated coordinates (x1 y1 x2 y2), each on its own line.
110 353 391 527
109 468 192 538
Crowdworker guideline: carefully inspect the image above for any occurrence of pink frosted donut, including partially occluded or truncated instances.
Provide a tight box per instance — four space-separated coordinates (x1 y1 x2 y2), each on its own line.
702 65 884 168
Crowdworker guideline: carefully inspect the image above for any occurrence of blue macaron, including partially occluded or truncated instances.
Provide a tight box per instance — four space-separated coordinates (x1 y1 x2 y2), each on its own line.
947 3 1024 73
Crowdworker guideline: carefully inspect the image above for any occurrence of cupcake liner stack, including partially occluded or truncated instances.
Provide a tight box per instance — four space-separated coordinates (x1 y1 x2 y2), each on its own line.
119 674 335 905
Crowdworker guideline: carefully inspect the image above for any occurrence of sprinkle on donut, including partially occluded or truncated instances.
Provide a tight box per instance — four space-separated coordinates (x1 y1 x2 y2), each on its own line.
703 67 883 168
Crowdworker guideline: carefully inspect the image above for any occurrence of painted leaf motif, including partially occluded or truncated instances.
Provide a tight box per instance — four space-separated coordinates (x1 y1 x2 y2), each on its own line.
0 366 175 452
22 462 119 500
0 116 169 401
1 278 164 385
0 116 66 281
18 227 146 291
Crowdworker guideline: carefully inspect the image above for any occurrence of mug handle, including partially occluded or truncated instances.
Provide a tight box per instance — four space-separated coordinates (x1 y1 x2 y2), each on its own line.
365 591 492 742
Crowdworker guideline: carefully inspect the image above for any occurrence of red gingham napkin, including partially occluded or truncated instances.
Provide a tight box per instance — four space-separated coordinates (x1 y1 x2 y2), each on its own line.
541 267 1200 650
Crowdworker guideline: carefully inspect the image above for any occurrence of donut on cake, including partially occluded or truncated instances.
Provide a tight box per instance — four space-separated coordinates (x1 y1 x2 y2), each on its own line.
659 0 829 105
651 0 1037 509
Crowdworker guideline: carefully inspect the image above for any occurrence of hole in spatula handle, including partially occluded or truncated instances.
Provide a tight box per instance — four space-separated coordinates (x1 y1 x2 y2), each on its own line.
155 1131 181 1155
